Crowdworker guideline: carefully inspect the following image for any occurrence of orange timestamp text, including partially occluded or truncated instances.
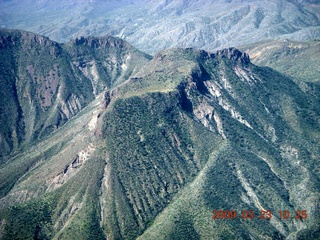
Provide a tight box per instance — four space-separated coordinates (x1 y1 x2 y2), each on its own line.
211 210 307 220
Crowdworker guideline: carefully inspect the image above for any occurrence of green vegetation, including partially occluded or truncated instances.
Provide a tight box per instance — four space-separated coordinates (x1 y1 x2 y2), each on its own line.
0 31 319 239
0 29 150 162
241 40 320 83
102 92 218 239
1 198 54 240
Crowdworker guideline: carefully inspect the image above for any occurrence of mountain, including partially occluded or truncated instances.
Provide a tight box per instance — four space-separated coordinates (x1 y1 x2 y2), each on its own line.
1 0 320 54
239 39 320 107
240 39 320 84
0 28 150 161
0 30 319 239
64 35 152 94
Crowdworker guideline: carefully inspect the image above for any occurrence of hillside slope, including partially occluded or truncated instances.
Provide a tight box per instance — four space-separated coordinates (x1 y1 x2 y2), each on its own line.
239 39 320 111
0 29 150 161
0 39 319 239
240 39 320 83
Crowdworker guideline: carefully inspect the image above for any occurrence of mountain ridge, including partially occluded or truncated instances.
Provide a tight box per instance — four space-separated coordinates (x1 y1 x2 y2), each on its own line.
0 29 319 239
0 28 150 161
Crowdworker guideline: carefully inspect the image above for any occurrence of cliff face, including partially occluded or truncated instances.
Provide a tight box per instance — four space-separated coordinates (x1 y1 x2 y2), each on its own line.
0 29 150 161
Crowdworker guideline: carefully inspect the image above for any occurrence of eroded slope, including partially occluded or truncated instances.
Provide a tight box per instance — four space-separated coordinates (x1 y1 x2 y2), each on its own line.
0 29 150 161
0 46 319 239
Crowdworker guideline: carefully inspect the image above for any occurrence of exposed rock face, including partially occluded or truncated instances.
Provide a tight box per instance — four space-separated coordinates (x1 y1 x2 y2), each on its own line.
74 35 129 49
218 47 251 64
0 29 150 160
65 35 151 95
46 144 95 192
0 29 92 160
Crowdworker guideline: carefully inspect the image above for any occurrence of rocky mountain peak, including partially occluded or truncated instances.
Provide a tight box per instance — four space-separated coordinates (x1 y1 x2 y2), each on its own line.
73 35 129 49
152 47 251 69
0 28 62 59
21 31 54 46
217 47 251 64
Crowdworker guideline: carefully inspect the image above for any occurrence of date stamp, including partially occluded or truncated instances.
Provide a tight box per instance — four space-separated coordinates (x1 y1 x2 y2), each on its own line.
212 210 307 220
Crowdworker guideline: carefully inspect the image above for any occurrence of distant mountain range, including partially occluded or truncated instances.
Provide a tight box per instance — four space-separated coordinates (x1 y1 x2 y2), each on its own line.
0 28 319 239
1 0 320 53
